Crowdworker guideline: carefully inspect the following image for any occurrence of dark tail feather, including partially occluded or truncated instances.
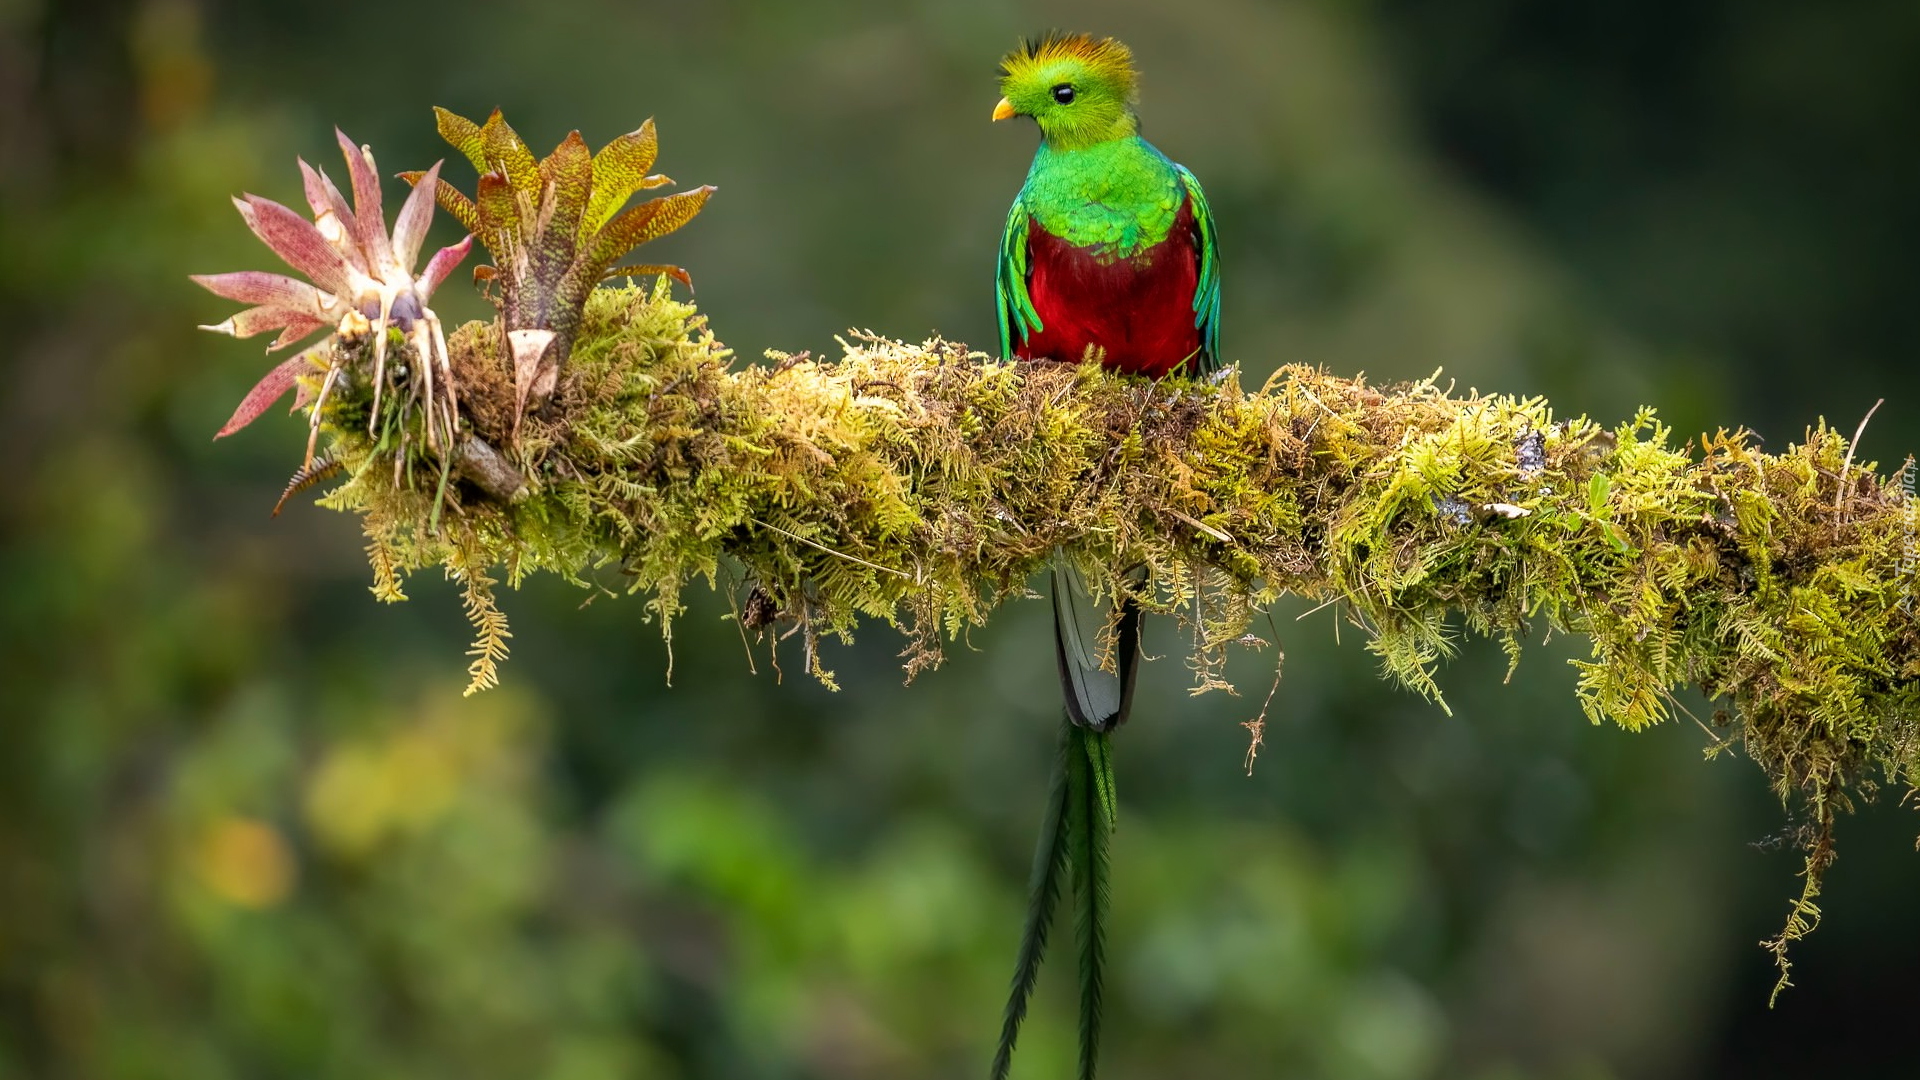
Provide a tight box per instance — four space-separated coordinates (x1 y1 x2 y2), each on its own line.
1052 562 1145 732
1070 725 1113 1080
991 716 1074 1080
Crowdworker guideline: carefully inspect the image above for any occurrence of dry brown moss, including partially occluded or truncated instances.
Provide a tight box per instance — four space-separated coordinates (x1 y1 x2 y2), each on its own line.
300 281 1918 994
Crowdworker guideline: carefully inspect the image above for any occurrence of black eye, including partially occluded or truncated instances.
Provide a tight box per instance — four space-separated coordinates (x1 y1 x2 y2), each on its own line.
1052 83 1075 104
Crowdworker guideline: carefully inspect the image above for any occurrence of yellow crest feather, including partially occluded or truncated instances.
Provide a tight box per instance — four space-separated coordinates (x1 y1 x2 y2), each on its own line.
999 32 1138 103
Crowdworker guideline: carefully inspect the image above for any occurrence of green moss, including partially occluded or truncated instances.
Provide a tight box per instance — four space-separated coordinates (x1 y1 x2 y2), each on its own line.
299 280 1918 994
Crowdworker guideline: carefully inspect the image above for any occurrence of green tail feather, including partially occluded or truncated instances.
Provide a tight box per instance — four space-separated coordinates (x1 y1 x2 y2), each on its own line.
1070 725 1113 1080
992 717 1074 1080
1083 723 1117 827
992 720 1117 1080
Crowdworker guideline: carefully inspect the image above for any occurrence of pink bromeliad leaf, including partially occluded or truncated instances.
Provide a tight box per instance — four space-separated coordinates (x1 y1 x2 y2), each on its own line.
190 270 332 314
232 194 353 296
297 159 363 271
199 304 316 341
192 270 336 351
215 348 324 438
417 234 474 300
268 316 330 350
336 129 393 270
390 160 444 273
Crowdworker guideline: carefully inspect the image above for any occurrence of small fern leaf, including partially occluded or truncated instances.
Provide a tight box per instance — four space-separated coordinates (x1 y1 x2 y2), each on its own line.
272 452 343 517
453 555 512 695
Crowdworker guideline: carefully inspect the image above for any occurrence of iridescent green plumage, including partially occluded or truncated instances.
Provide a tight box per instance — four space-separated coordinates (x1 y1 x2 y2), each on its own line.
992 34 1220 374
995 149 1220 369
988 31 1222 1080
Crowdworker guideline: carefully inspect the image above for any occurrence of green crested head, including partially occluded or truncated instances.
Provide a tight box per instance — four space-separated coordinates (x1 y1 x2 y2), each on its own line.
993 33 1139 151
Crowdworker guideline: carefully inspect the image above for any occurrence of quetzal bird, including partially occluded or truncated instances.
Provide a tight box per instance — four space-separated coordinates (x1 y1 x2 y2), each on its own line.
987 32 1220 1080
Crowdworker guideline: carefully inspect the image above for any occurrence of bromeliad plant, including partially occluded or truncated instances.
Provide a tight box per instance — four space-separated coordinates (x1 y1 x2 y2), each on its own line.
402 108 714 435
197 130 473 469
199 109 715 523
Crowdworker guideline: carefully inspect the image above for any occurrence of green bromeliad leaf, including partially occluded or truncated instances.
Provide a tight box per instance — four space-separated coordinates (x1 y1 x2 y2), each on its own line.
432 105 487 174
585 186 714 270
424 178 479 235
539 131 592 274
600 263 692 290
479 111 541 199
474 171 519 262
584 120 668 237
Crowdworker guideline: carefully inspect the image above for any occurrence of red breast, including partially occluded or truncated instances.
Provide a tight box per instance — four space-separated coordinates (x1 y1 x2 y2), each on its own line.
1016 198 1204 378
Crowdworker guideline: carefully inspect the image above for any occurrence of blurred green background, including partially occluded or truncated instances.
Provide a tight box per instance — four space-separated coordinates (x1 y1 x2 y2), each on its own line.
4 0 1918 1076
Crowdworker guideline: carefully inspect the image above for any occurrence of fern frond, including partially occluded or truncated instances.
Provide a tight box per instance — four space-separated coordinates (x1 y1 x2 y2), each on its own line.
363 514 408 603
274 452 343 517
451 549 512 695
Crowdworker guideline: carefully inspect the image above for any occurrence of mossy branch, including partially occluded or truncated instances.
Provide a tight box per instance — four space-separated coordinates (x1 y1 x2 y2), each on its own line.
296 282 1916 993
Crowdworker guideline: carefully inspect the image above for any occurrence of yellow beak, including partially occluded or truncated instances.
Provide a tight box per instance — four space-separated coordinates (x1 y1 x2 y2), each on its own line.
992 97 1016 122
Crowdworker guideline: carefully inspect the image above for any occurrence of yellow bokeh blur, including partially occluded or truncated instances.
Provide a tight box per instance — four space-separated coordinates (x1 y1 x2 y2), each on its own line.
194 817 295 910
304 687 531 859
